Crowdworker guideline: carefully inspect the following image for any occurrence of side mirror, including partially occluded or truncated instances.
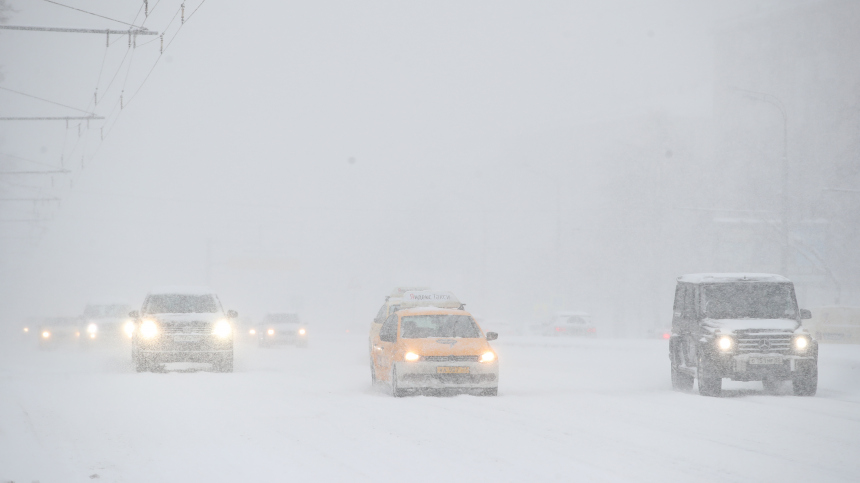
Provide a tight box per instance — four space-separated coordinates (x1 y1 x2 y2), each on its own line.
129 310 139 319
800 309 812 320
227 310 238 319
486 332 498 341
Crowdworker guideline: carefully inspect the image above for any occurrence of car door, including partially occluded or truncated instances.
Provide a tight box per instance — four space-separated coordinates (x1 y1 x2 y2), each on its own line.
375 313 399 378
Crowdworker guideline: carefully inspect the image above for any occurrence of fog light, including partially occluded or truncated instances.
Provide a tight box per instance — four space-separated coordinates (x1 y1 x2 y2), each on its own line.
480 351 496 363
718 336 733 351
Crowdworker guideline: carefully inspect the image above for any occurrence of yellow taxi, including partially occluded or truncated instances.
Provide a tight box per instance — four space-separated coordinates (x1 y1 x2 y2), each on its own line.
370 291 499 397
368 286 429 356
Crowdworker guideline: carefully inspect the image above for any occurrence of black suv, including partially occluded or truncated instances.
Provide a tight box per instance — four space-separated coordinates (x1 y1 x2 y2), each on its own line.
668 273 817 396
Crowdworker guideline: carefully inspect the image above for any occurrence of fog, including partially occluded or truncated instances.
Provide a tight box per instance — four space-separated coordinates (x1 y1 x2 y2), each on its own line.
1 1 859 481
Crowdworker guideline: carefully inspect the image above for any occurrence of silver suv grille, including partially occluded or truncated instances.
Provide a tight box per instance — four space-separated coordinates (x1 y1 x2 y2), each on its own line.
160 322 211 335
424 355 479 362
736 333 792 354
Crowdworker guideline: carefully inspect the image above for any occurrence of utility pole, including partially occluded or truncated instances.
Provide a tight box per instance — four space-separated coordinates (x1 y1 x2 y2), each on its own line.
734 87 789 275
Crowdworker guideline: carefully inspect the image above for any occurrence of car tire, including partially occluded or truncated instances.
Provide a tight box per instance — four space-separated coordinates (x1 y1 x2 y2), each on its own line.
216 354 234 373
792 361 818 396
134 354 149 373
670 342 694 392
697 356 722 397
391 367 407 398
762 376 782 394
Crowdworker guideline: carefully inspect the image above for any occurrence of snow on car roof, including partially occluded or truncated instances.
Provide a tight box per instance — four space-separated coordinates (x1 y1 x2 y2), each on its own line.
677 273 790 284
399 290 462 309
389 286 431 297
147 286 215 295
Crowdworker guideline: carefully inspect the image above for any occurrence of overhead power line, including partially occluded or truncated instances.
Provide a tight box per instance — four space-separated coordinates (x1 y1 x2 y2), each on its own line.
0 116 104 121
0 86 94 115
0 169 71 175
0 25 157 35
43 0 147 29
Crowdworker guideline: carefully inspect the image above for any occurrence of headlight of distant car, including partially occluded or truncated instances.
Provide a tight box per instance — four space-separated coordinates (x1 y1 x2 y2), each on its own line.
717 335 734 352
249 328 256 335
41 330 50 339
479 351 496 363
124 321 135 338
794 336 810 351
298 328 306 336
212 319 232 338
23 327 29 333
404 352 420 362
87 323 98 334
140 320 158 339
267 329 275 335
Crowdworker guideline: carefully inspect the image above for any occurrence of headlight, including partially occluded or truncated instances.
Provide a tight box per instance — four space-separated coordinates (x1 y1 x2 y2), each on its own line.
404 352 420 362
87 323 98 334
41 331 50 339
140 320 158 339
124 321 135 338
794 336 809 351
212 320 232 338
249 328 256 335
717 336 734 352
267 329 275 335
480 351 496 363
23 327 29 333
298 328 306 335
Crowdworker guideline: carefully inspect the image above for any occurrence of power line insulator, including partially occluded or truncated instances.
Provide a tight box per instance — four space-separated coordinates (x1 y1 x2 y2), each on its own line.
128 30 131 48
181 3 185 24
133 32 137 48
94 89 98 106
160 34 163 54
145 0 149 17
121 92 124 110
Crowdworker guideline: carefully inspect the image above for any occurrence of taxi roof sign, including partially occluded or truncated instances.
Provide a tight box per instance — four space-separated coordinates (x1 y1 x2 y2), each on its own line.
399 290 462 309
389 286 431 298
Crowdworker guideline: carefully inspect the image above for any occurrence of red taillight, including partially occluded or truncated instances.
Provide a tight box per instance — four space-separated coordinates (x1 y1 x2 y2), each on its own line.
662 332 671 340
587 328 596 333
555 327 565 332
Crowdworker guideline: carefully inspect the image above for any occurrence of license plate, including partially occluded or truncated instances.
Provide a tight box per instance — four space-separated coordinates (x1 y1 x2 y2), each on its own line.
749 357 781 365
437 366 469 374
174 335 203 343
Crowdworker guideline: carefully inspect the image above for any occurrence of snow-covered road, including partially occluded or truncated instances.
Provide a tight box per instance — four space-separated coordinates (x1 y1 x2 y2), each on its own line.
2 333 858 482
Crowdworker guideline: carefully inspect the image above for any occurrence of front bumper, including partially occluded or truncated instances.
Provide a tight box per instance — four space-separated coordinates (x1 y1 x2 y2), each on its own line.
393 361 499 389
716 353 816 381
137 336 232 362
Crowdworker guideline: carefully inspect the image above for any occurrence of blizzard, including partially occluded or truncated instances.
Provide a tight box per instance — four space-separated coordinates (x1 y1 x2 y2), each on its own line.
2 334 858 482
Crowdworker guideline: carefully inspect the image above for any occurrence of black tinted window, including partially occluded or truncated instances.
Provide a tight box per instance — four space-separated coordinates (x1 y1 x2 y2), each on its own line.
400 314 481 339
701 283 797 319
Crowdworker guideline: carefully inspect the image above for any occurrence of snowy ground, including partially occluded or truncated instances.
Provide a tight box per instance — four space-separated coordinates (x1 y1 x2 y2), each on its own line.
1 332 859 482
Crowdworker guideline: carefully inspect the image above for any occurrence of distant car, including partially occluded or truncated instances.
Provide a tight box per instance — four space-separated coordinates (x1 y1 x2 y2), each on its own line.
645 326 673 340
130 287 237 372
531 311 597 337
79 303 134 346
369 286 430 356
37 317 81 349
257 313 308 348
804 306 860 344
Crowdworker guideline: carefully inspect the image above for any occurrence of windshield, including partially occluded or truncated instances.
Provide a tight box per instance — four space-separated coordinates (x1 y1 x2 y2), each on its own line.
83 304 130 318
265 314 300 324
145 294 219 314
400 314 482 339
701 283 797 319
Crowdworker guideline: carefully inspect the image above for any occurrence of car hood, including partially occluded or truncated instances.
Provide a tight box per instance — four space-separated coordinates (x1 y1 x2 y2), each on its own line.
703 318 799 333
402 337 492 356
144 313 224 323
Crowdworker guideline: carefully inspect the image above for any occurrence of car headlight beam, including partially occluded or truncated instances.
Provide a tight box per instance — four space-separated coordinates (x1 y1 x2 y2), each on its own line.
42 331 50 339
480 351 496 363
794 336 809 351
212 319 232 338
404 352 420 362
298 328 306 335
87 323 98 334
717 336 734 352
140 320 158 339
